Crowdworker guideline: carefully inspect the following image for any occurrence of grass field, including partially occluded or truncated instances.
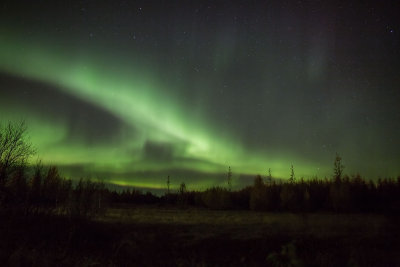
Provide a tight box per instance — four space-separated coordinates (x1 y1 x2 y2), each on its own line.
104 205 389 238
1 206 399 266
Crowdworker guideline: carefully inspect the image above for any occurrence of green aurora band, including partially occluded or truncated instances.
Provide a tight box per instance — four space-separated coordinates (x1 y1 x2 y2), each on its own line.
0 30 398 190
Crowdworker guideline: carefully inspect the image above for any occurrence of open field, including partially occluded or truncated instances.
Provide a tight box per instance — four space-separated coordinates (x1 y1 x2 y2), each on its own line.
104 205 391 239
1 206 399 266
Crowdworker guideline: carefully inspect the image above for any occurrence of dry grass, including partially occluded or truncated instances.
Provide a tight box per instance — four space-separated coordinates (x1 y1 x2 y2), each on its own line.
1 206 398 266
102 205 389 238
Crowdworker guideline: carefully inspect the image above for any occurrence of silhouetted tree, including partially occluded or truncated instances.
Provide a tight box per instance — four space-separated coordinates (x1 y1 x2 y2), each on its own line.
333 153 344 182
42 166 61 210
280 183 296 211
289 164 295 183
0 121 35 187
266 168 272 184
166 175 170 195
249 175 267 210
330 175 350 212
69 178 105 219
28 161 43 211
227 166 232 191
7 165 28 207
201 187 232 209
350 174 369 212
177 182 188 206
230 187 251 209
307 178 330 211
330 154 350 211
179 182 186 195
265 181 281 211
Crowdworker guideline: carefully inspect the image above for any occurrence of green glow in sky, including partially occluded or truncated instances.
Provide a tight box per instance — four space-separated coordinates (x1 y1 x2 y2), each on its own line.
1 15 399 190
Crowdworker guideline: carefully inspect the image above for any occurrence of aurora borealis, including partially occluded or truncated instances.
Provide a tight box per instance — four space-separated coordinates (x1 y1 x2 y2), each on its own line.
0 1 399 190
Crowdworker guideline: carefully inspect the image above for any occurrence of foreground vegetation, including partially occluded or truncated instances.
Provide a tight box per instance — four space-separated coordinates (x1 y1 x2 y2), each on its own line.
1 206 399 266
2 157 400 216
2 121 400 215
1 121 400 266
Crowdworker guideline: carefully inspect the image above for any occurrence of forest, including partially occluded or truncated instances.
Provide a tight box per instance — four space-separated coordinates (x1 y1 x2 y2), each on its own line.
1 121 399 266
1 121 399 215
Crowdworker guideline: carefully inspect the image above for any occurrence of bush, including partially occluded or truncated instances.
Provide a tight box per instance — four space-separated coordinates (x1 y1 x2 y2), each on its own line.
249 175 268 211
68 178 107 219
201 187 232 209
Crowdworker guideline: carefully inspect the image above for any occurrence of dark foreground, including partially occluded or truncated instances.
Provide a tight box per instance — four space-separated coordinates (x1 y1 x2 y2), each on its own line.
1 207 399 266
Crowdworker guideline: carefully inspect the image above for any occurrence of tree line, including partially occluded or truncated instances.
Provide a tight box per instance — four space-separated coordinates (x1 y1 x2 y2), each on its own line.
0 121 107 219
114 172 400 213
1 121 400 216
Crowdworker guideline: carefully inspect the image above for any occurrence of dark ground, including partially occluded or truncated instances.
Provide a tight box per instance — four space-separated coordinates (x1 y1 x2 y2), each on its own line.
1 206 399 266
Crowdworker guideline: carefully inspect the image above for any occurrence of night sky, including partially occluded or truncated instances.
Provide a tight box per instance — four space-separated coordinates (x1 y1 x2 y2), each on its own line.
1 1 399 190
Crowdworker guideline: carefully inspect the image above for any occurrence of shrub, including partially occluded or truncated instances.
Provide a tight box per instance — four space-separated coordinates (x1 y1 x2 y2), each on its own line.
201 187 232 209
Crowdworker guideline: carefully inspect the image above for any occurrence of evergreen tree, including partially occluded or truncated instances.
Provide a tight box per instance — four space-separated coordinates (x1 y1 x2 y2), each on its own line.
266 168 272 184
227 166 232 191
334 153 344 182
289 164 295 183
167 175 170 195
179 182 186 195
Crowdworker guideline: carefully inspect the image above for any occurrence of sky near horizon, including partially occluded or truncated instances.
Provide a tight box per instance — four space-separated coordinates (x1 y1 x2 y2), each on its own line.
0 1 399 190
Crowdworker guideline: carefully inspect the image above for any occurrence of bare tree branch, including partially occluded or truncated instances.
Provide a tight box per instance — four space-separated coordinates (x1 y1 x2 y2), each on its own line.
0 121 35 186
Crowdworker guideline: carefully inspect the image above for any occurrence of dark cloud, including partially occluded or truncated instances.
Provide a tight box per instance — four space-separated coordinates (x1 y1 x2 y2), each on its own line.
142 141 175 162
0 72 134 145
